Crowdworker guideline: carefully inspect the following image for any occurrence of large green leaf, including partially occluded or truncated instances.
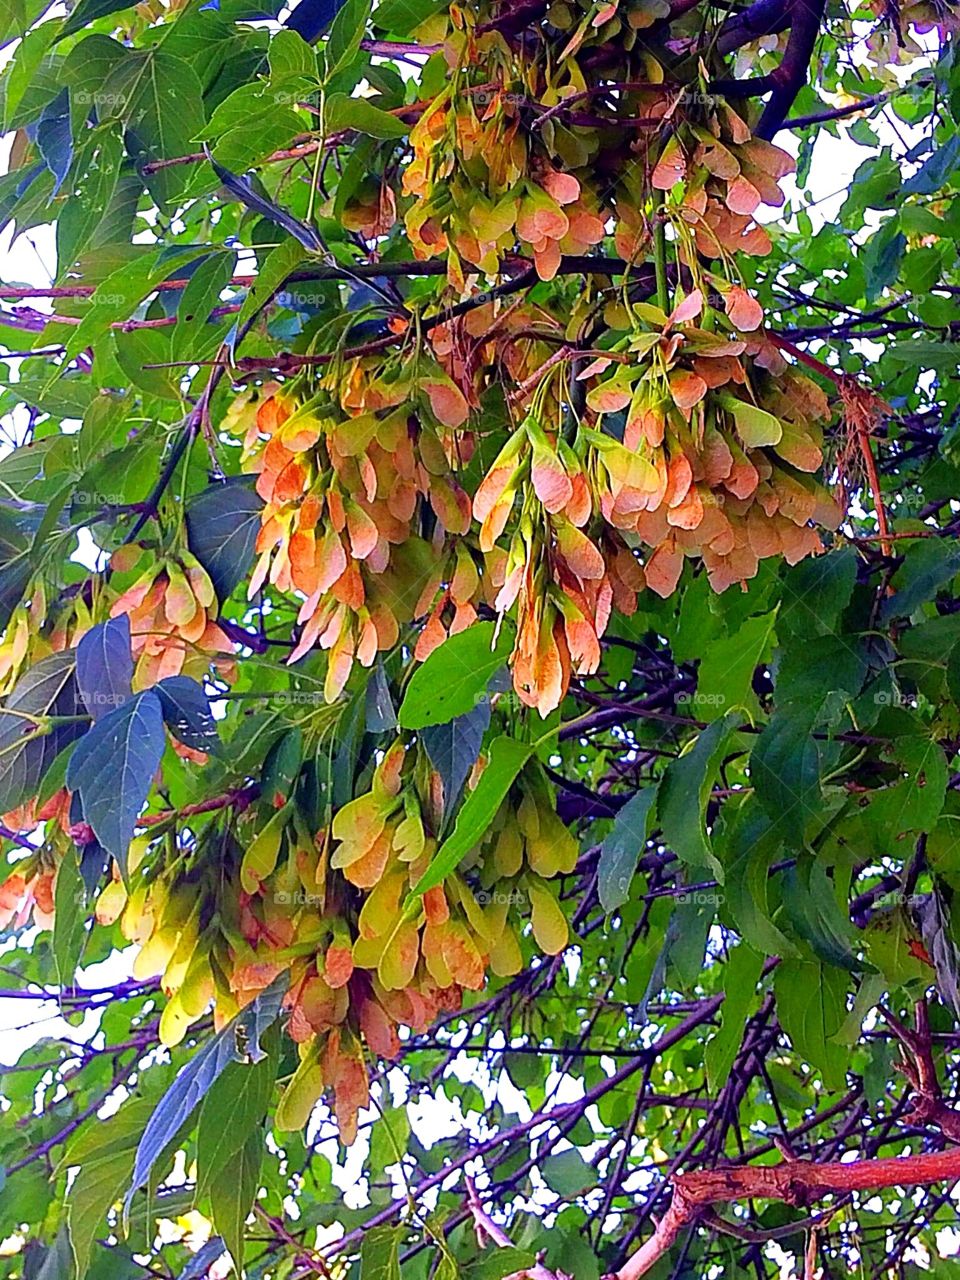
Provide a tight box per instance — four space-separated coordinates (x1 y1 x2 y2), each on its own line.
65 689 167 876
185 480 263 603
60 1099 155 1278
597 786 657 913
398 621 512 729
658 714 737 877
124 979 286 1217
0 651 85 814
410 735 531 896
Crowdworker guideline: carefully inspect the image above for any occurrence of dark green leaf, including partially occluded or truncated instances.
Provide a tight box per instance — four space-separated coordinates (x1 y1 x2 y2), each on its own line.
0 652 85 814
185 479 263 602
124 978 286 1216
76 615 133 722
598 786 656 913
658 714 737 877
155 676 221 755
66 690 166 876
52 848 86 991
420 700 490 825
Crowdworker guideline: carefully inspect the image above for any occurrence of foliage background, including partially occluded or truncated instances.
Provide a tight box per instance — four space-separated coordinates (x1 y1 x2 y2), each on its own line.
0 0 958 1277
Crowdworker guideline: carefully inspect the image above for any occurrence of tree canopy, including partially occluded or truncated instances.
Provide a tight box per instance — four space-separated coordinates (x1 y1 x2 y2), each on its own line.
0 0 959 1276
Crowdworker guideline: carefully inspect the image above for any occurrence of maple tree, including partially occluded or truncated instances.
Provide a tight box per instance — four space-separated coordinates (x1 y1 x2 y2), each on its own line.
0 0 959 1274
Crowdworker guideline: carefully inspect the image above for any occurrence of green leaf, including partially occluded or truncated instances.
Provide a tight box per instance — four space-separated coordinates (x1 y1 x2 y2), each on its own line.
597 786 656 913
778 547 856 639
76 615 133 722
61 1099 154 1279
52 847 87 992
59 0 137 39
881 540 960 621
196 1035 276 1201
465 1249 538 1280
773 959 849 1091
862 224 906 302
66 690 166 877
658 714 737 878
325 0 371 77
705 944 763 1092
541 1147 593 1196
399 622 512 729
360 1224 402 1280
373 0 447 34
124 979 286 1218
233 237 308 336
694 608 776 721
420 700 490 826
750 701 823 845
171 251 236 352
185 479 263 602
410 735 532 897
868 730 947 838
325 92 409 139
718 797 797 958
270 27 318 82
0 652 85 814
56 244 207 370
782 860 862 971
155 676 221 756
948 638 960 707
99 47 206 198
209 1128 263 1276
76 386 131 470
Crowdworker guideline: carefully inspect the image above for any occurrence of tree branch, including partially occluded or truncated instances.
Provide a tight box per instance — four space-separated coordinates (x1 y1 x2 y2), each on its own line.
612 1147 960 1280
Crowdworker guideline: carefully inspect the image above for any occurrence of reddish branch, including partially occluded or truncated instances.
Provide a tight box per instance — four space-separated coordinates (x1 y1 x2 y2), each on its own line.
883 1001 960 1143
613 1148 960 1280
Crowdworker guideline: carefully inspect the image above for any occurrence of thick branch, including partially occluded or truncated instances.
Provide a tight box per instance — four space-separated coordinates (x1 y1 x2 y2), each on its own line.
613 1148 960 1280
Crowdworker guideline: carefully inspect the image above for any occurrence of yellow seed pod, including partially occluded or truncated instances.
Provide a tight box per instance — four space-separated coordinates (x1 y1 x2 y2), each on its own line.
158 882 196 931
127 835 152 877
377 918 420 991
451 876 490 940
527 878 568 956
133 925 181 980
179 945 215 1018
240 806 289 894
162 562 199 628
489 923 523 977
492 818 523 879
393 808 425 863
275 1040 324 1131
517 792 540 841
162 915 200 994
422 924 453 987
120 883 155 944
159 992 192 1048
95 878 127 927
526 810 578 877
